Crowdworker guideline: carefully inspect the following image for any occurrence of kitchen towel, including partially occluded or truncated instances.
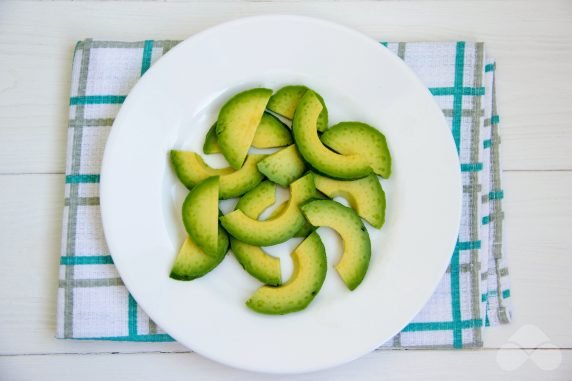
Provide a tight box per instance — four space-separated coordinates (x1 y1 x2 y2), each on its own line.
57 39 511 348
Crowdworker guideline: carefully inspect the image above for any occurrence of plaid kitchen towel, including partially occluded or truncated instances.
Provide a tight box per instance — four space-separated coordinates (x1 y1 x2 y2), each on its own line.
57 39 511 348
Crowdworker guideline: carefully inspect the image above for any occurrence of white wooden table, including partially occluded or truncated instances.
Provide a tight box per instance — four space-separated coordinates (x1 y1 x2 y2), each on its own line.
1 1 571 380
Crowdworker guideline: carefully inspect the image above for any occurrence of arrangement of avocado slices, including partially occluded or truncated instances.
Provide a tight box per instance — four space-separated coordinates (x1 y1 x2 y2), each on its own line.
170 85 391 315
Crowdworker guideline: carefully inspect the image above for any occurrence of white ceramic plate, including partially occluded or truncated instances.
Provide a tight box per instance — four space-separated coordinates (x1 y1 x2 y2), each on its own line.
100 16 461 374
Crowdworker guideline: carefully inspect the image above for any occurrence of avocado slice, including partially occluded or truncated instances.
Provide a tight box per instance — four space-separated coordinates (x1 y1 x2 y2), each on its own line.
246 231 327 314
268 200 314 238
267 183 327 237
231 239 281 286
170 225 229 281
235 180 277 217
182 176 220 257
170 150 265 199
321 121 392 178
220 173 317 246
203 123 220 154
216 88 273 169
232 181 282 286
301 200 371 291
314 174 386 228
266 86 307 120
266 85 328 132
257 145 307 187
251 113 293 148
292 91 371 180
204 113 292 154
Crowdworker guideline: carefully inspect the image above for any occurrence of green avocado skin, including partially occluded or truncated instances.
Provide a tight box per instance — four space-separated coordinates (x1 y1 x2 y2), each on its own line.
245 231 327 315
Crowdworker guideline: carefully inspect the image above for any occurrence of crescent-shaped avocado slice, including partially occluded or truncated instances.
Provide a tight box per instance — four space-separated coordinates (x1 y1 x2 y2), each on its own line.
267 182 327 237
251 113 293 148
182 176 220 257
292 91 371 179
321 121 392 178
235 180 277 217
232 181 282 286
216 88 273 169
169 225 229 281
301 200 371 291
257 144 307 187
170 151 265 199
220 173 317 246
314 174 386 228
203 113 292 154
202 122 221 154
266 85 328 132
231 239 281 286
246 232 327 314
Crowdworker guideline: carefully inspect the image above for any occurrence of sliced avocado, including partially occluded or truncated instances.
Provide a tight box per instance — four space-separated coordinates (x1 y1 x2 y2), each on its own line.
233 181 282 286
251 113 293 148
230 239 281 286
204 113 291 154
266 86 307 119
235 180 277 218
203 123 220 154
182 176 220 257
321 122 392 178
266 85 328 132
292 91 371 180
314 174 386 228
268 201 313 238
257 145 307 187
220 173 317 246
301 200 371 291
216 88 273 169
170 225 229 281
246 231 327 314
170 151 265 199
268 191 325 238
